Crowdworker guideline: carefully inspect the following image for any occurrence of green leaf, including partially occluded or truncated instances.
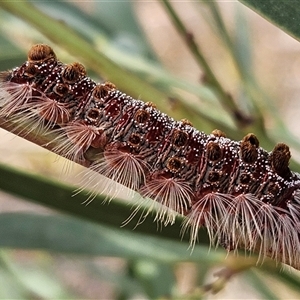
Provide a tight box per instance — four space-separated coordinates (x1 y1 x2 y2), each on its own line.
0 35 24 70
81 259 144 298
34 1 156 60
239 0 300 42
262 267 300 294
130 260 175 298
0 162 211 245
245 270 280 300
88 1 157 60
0 266 27 299
0 251 74 299
0 212 223 264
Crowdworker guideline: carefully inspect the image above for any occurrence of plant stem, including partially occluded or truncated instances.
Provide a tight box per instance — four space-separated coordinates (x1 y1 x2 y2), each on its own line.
204 1 265 120
161 0 250 127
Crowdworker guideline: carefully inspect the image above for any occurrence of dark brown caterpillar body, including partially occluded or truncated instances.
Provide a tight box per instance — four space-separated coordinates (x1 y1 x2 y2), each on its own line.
1 44 300 269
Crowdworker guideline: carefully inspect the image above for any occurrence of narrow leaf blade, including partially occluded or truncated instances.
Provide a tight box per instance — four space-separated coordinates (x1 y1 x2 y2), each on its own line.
239 0 300 41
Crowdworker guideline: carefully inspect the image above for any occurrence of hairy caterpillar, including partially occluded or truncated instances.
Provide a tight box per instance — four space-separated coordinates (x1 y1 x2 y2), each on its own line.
1 44 300 270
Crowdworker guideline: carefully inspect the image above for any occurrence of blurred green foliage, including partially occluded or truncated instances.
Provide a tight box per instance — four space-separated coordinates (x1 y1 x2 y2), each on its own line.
0 1 300 299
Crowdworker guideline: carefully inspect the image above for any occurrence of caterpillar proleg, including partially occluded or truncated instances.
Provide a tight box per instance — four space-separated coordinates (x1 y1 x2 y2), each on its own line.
1 44 300 270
